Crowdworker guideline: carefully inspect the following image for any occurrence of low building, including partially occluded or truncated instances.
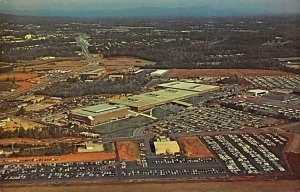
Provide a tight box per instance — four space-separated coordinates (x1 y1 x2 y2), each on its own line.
108 74 124 80
0 64 14 73
112 88 199 111
80 69 104 80
133 69 143 75
150 70 169 77
154 136 180 155
158 81 220 93
19 95 45 104
248 89 269 97
0 148 20 157
0 115 10 127
69 104 129 125
77 142 104 153
79 132 100 138
49 97 63 101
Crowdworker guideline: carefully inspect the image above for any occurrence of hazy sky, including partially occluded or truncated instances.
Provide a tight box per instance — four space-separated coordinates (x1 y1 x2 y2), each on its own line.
0 0 299 13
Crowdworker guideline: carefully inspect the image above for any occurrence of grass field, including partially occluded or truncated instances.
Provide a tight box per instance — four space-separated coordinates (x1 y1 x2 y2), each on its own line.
116 141 141 161
167 69 294 78
2 117 46 131
0 137 84 145
177 136 214 158
0 152 116 165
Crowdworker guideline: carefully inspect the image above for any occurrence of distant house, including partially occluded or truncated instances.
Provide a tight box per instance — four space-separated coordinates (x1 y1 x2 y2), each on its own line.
108 74 124 80
248 89 269 97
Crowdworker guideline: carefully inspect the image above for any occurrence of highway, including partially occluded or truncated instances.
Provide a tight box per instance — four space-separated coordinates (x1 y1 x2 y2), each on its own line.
76 35 97 63
1 38 100 103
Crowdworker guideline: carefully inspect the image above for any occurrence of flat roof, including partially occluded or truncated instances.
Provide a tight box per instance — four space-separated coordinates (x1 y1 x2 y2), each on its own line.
154 140 180 149
112 88 198 110
80 69 104 75
158 81 219 93
71 104 128 117
248 89 269 93
150 70 169 76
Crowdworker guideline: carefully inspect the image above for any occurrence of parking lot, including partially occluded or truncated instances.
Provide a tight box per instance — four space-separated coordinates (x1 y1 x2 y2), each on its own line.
0 133 293 182
202 133 290 176
245 76 300 89
0 160 117 181
221 95 300 121
144 106 273 134
152 104 185 119
184 91 235 106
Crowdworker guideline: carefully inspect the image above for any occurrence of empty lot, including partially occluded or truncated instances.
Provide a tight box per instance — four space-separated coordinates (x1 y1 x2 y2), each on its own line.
177 136 214 158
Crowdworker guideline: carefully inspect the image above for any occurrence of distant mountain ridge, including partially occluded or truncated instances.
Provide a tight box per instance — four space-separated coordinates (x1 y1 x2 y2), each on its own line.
0 6 295 18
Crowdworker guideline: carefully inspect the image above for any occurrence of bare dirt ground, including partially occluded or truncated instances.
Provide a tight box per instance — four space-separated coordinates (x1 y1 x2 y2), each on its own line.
285 134 300 153
116 141 141 161
284 134 300 176
167 69 295 78
0 72 40 91
15 81 37 90
16 57 88 72
0 82 17 91
1 180 299 192
0 73 39 81
177 136 214 158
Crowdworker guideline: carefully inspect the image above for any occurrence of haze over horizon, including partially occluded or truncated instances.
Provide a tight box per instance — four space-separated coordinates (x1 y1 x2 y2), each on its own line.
0 0 299 17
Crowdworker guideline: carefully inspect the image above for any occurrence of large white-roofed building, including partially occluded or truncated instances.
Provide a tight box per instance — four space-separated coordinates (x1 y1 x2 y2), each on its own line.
68 104 129 125
112 81 219 111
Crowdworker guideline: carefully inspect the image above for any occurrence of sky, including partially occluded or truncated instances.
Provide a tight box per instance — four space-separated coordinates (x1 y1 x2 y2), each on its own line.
0 0 299 14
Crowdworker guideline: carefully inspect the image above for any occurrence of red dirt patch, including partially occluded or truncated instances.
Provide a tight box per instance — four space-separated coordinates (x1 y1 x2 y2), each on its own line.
177 136 214 158
117 141 140 161
16 81 37 90
284 134 300 176
0 72 39 81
